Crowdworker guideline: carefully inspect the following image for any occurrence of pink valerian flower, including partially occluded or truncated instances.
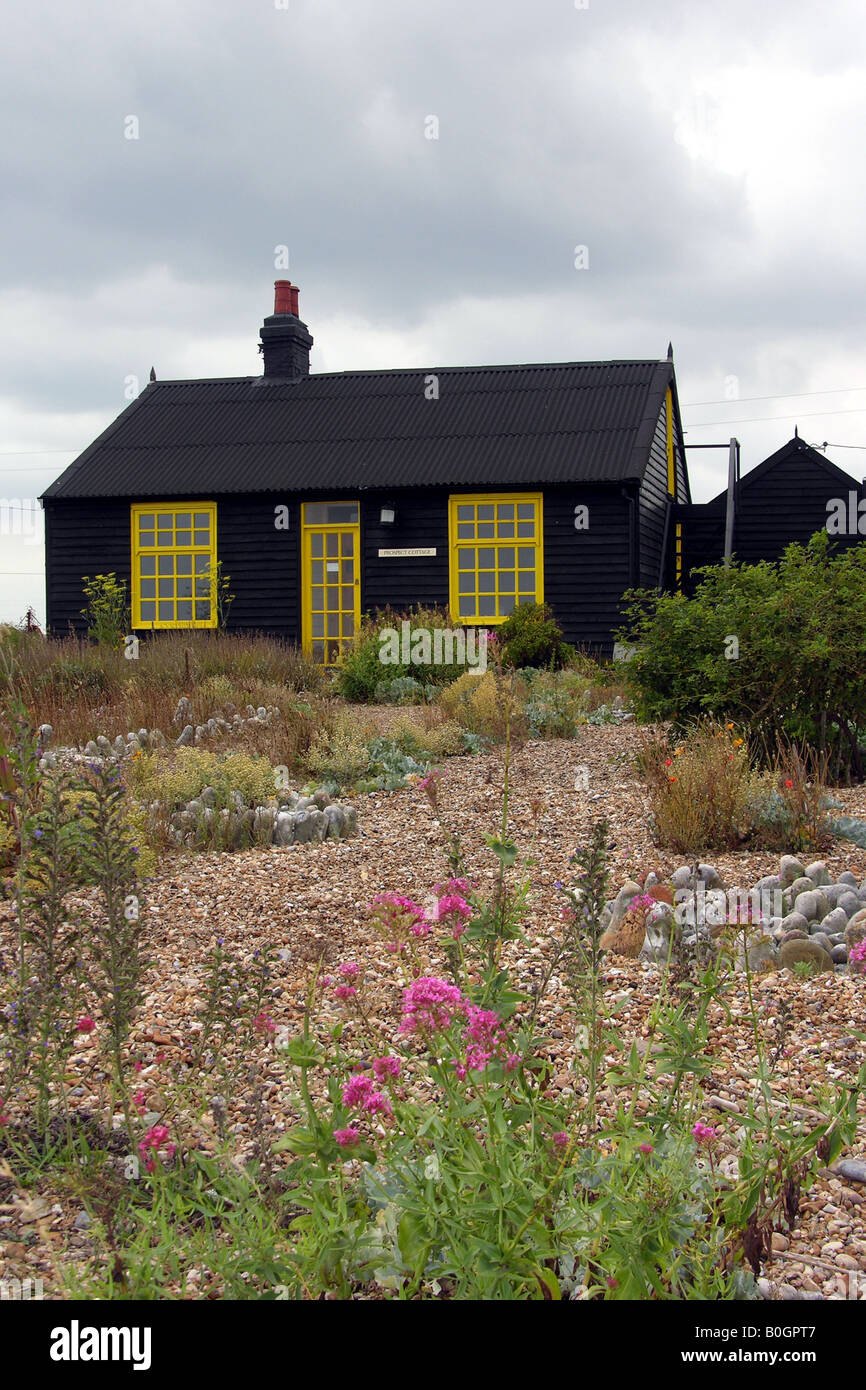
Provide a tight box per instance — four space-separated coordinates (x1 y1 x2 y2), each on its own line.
76 1017 96 1033
133 1090 146 1112
254 1012 277 1033
626 893 655 915
342 1073 374 1108
691 1121 719 1144
362 1091 392 1117
400 977 465 1036
552 1132 569 1150
432 876 473 898
849 939 866 966
333 1127 361 1149
372 1056 401 1081
505 1053 521 1073
337 962 361 978
369 892 429 947
464 1005 506 1050
333 984 357 1001
638 1142 653 1155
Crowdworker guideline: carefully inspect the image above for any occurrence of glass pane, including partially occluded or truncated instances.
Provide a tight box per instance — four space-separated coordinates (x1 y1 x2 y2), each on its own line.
341 586 353 610
477 548 495 569
497 504 514 520
341 560 353 583
498 594 516 616
518 573 535 593
341 533 354 555
311 534 323 558
326 588 338 610
177 577 193 598
304 505 327 525
312 560 324 583
326 559 340 577
478 596 496 616
326 641 340 663
140 555 156 575
342 614 354 637
457 505 474 520
140 601 156 621
175 512 191 528
518 593 534 606
195 600 211 621
458 573 475 593
498 547 515 568
499 571 515 592
517 522 534 537
194 530 210 545
176 554 192 575
175 530 191 546
477 523 494 539
477 505 494 520
194 554 210 573
478 571 495 592
140 579 156 599
326 533 338 557
458 549 475 569
458 597 475 616
518 548 535 568
194 513 211 528
157 513 172 527
138 514 154 530
312 614 324 637
158 601 174 621
327 504 358 524
176 601 193 620
327 613 339 638
457 523 475 539
139 531 154 548
497 523 515 538
158 555 174 575
312 641 325 662
311 587 324 610
158 578 174 598
195 577 211 597
517 503 535 519
157 530 172 547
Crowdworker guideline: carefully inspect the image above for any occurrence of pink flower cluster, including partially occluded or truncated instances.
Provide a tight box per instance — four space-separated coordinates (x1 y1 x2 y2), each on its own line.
691 1121 718 1145
399 980 518 1080
399 977 465 1036
333 1127 360 1149
368 892 430 945
138 1123 176 1174
341 1071 392 1117
849 939 866 965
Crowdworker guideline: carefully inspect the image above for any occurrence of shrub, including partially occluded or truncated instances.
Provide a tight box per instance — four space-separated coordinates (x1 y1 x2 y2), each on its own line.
496 601 574 671
81 573 130 648
305 712 373 787
618 531 866 781
336 607 470 702
436 671 522 742
126 748 278 813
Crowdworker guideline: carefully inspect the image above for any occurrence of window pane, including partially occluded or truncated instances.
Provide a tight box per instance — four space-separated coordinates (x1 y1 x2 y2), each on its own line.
326 588 338 609
195 600 211 621
327 504 358 524
326 533 338 557
341 532 354 555
158 555 174 575
458 548 475 569
457 505 474 520
158 578 174 598
304 505 327 525
518 573 536 593
326 641 340 663
499 571 515 592
477 548 495 569
517 503 535 519
194 530 210 545
458 573 475 593
177 577 193 598
176 601 193 621
497 523 515 538
497 504 514 520
498 594 516 616
327 613 339 637
140 555 156 575
195 577 211 597
478 571 495 592
312 614 324 637
517 522 534 537
138 514 154 530
458 597 475 616
175 530 191 546
157 513 172 527
158 601 174 621
477 522 495 539
326 559 340 577
139 531 154 547
140 579 156 599
176 554 192 575
311 534 323 557
341 586 353 610
311 587 324 610
342 614 355 637
312 560 324 583
194 554 210 573
176 512 191 528
140 601 156 621
518 548 535 568
457 523 475 539
478 596 496 616
194 513 211 528
477 505 494 521
157 530 172 547
341 560 353 583
498 547 515 568
312 640 325 663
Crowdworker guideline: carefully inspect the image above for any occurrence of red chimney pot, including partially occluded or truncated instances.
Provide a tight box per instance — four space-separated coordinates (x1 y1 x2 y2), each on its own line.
289 285 299 316
274 280 293 315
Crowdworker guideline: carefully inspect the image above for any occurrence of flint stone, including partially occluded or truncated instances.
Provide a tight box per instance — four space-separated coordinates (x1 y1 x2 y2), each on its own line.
837 871 859 888
821 884 849 908
779 912 810 935
194 725 207 744
96 735 112 753
833 1159 866 1185
671 866 693 891
200 786 217 807
818 907 849 937
38 723 53 747
756 874 783 893
639 903 680 964
323 804 346 838
342 804 358 834
778 938 834 973
291 811 316 844
274 811 295 846
176 724 194 747
311 787 331 810
844 908 866 947
149 728 166 747
697 863 723 889
737 933 777 973
837 891 862 919
792 890 827 922
607 880 644 930
113 736 126 757
809 931 834 955
805 861 832 886
831 944 849 964
253 806 276 840
781 929 809 943
779 855 806 886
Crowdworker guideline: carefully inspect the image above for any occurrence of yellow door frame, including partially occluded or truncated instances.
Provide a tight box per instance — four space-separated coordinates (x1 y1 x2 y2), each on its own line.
301 502 361 665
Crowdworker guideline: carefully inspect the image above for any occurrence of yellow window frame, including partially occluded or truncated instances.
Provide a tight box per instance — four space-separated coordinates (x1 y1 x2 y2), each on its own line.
301 501 361 666
131 501 218 629
448 492 544 625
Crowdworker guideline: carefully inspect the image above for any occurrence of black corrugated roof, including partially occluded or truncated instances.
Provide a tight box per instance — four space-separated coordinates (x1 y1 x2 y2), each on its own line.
43 359 674 500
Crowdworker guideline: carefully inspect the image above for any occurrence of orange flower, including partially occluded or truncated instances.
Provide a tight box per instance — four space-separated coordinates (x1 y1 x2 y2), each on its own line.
674 748 683 755
733 738 743 747
668 775 677 782
725 722 734 730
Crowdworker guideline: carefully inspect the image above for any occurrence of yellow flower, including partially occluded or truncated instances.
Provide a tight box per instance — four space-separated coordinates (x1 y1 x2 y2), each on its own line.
725 722 734 730
674 747 683 755
733 737 743 747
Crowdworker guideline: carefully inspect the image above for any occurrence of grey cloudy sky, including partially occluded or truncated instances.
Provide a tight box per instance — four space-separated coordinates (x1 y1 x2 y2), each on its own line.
2 0 866 622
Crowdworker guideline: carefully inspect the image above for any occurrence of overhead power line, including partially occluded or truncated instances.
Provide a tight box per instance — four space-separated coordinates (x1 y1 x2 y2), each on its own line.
682 384 866 408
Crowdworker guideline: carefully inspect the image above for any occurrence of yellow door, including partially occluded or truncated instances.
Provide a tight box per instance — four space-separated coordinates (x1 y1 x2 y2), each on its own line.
301 502 360 665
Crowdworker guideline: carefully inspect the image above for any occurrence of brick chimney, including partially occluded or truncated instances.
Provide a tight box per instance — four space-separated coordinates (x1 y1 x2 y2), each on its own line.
259 280 313 378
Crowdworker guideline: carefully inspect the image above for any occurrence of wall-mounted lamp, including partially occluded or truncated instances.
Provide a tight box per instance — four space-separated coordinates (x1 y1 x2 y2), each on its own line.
380 506 396 525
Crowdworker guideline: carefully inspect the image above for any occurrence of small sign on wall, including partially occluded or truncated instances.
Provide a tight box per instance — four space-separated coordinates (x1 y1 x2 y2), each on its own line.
378 547 437 558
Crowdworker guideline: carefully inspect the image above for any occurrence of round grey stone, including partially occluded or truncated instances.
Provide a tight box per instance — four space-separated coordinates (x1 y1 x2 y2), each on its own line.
672 866 693 890
837 871 859 888
779 911 810 935
831 944 849 964
818 907 849 937
793 890 825 922
805 861 831 886
837 891 862 919
779 855 806 886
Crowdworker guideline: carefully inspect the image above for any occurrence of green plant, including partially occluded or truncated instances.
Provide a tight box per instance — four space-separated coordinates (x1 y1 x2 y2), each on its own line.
81 573 130 648
496 601 574 671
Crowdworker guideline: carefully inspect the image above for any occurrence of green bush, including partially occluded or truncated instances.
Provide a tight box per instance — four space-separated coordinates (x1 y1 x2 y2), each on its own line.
336 607 471 702
496 602 574 670
618 531 866 780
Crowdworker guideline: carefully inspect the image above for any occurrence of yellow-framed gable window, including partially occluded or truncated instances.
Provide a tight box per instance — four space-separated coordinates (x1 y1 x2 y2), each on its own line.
131 502 218 628
448 493 543 623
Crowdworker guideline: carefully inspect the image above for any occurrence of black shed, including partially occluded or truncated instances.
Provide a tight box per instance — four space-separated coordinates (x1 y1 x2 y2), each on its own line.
41 282 690 662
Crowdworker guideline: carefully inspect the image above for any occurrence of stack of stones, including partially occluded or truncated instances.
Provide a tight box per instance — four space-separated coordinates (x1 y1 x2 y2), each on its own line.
598 856 866 975
168 786 358 850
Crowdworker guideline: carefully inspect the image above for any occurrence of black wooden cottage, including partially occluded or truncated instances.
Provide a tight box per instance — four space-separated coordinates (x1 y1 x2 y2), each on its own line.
42 281 691 662
675 433 866 593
